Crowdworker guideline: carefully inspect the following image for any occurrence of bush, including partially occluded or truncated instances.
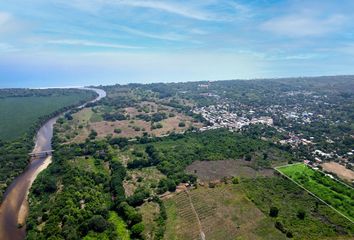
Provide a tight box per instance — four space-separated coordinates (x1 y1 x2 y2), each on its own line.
286 231 293 238
297 209 306 220
89 130 98 140
269 206 279 217
114 128 122 134
131 222 144 238
275 221 285 233
232 177 240 184
178 121 186 127
127 188 150 207
152 123 163 129
118 202 142 226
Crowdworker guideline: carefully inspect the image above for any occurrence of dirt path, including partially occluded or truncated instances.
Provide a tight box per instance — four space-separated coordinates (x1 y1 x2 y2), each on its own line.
185 190 206 240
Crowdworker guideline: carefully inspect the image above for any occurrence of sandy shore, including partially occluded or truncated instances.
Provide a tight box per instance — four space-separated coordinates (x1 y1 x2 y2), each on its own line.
17 156 53 226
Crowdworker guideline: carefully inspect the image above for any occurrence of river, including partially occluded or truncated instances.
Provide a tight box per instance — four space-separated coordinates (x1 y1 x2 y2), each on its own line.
0 88 106 240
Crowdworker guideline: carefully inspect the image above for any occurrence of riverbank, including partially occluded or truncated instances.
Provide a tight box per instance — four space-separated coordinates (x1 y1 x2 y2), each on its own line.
17 156 53 226
0 88 106 240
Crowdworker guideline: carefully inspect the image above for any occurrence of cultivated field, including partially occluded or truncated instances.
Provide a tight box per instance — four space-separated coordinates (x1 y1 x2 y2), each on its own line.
0 93 93 141
186 160 274 181
276 163 354 222
164 185 285 240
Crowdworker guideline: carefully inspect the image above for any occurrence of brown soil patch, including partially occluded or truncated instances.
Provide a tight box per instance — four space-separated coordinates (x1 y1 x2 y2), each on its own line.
186 160 274 181
91 120 150 138
90 113 202 139
321 162 354 182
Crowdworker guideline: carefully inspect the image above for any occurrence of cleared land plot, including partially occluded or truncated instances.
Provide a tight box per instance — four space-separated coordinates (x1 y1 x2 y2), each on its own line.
277 164 354 222
322 162 354 182
186 160 274 181
164 185 285 240
56 107 104 143
124 167 165 197
139 202 160 240
69 156 110 175
0 94 91 141
57 100 203 143
90 115 201 139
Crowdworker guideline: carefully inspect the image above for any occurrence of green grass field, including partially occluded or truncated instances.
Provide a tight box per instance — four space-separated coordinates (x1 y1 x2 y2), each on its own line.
0 91 93 141
243 176 354 239
277 163 354 222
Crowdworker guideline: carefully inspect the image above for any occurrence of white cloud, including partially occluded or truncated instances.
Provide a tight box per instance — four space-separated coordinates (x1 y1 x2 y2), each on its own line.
0 43 19 52
119 26 186 41
261 14 346 37
0 12 11 26
47 39 143 49
59 0 233 21
110 0 215 21
0 11 29 36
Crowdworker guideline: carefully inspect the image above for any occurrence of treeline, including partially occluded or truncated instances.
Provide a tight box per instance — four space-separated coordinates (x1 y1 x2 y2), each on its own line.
127 129 293 193
0 88 97 98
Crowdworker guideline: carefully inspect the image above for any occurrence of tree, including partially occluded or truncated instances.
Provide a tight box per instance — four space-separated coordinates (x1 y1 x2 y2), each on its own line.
269 206 279 217
178 121 186 127
88 215 108 233
297 209 306 220
131 222 144 238
114 128 122 134
89 130 97 140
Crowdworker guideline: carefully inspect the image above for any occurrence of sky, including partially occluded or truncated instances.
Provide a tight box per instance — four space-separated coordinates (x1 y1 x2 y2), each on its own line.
1 0 354 88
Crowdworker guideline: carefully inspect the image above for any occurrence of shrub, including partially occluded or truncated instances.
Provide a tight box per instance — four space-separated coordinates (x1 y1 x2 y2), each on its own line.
275 221 285 233
114 128 122 134
131 222 144 238
178 121 186 127
297 209 306 220
269 206 279 217
232 177 240 184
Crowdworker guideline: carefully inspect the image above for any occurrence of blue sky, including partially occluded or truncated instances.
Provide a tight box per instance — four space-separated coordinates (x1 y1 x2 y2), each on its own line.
1 0 354 87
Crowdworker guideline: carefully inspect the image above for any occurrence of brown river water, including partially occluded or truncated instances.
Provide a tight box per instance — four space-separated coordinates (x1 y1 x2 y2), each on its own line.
0 88 106 240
